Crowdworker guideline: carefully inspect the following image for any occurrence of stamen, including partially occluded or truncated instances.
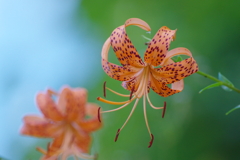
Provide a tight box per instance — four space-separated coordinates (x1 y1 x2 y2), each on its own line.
119 98 139 131
101 102 131 113
103 81 107 97
145 42 150 45
97 97 136 105
98 107 101 122
162 101 167 118
146 93 164 109
106 87 130 97
129 85 135 100
36 147 47 154
143 94 151 136
115 129 121 142
148 134 154 148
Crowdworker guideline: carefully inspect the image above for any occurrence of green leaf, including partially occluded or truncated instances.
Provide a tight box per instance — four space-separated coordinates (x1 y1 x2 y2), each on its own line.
226 105 240 115
218 72 234 91
142 35 152 42
172 55 183 63
199 82 222 93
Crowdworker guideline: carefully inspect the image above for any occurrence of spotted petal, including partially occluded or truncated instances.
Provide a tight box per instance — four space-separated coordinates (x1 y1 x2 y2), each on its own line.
58 87 85 121
20 116 60 138
77 103 102 133
102 38 141 81
150 74 181 97
42 132 65 159
144 26 176 66
37 92 63 121
153 57 198 84
110 18 150 67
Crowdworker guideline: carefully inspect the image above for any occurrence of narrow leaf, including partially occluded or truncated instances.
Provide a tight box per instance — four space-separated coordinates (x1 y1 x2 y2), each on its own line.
172 55 183 63
199 82 222 93
142 35 152 42
226 105 240 115
218 72 234 92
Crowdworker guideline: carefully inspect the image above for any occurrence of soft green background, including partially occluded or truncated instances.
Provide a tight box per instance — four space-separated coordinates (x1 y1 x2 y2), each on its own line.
1 0 240 160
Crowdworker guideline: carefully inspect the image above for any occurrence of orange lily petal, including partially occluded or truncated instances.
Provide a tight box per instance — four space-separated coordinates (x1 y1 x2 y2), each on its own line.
58 87 84 121
102 38 141 81
160 47 193 66
72 88 87 120
171 79 184 91
150 75 181 97
75 134 91 153
77 103 102 133
110 18 150 67
153 57 198 84
37 92 63 121
144 26 176 66
20 116 60 138
43 132 65 158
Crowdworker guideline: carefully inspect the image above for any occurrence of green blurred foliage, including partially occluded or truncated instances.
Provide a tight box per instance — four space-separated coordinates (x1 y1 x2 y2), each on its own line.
77 0 240 160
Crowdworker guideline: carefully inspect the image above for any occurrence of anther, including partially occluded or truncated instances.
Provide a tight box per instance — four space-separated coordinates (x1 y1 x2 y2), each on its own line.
148 134 154 148
162 101 167 118
98 107 101 122
103 81 107 97
129 86 135 100
115 129 121 142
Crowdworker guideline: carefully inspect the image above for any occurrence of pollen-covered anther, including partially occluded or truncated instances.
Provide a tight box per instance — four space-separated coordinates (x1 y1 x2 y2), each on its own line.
148 134 154 148
103 81 107 97
162 101 167 118
115 129 121 142
98 107 101 122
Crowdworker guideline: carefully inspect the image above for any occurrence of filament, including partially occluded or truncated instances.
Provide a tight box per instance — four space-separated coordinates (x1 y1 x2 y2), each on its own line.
97 96 136 105
143 94 152 137
106 87 130 97
101 102 131 113
119 98 140 131
146 93 164 109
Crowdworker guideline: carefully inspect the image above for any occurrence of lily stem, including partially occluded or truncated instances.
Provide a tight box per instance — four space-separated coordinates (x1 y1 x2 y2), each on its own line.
196 71 240 93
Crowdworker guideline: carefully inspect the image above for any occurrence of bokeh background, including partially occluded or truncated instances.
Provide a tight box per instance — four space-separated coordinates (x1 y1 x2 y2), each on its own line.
0 0 240 160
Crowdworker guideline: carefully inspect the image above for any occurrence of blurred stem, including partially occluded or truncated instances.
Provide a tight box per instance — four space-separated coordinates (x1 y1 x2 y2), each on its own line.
197 71 240 93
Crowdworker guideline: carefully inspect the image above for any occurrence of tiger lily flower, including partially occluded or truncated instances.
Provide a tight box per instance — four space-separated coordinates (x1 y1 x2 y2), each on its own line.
97 18 198 147
20 87 102 160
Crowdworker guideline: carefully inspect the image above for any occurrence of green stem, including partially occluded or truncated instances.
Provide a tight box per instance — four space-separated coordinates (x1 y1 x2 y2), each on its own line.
197 71 240 93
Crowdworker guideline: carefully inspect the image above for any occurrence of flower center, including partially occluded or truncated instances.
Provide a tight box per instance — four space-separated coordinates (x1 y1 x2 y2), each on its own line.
134 65 151 98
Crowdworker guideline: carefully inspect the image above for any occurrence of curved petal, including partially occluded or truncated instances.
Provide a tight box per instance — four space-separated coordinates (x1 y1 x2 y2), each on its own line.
102 38 141 81
20 115 60 138
58 87 83 121
72 88 87 119
37 92 63 121
75 133 91 153
110 18 150 67
77 103 102 133
160 47 193 66
43 132 65 158
172 79 184 91
152 57 198 84
150 75 181 97
144 26 176 66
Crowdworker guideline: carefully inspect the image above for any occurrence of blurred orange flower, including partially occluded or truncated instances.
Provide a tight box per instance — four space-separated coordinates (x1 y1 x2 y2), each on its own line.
98 18 198 147
21 87 102 160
